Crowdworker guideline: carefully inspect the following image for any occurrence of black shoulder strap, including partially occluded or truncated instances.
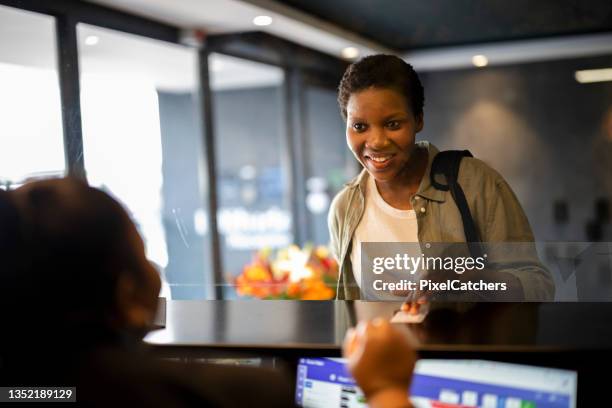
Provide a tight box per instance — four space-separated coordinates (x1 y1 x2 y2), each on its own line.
430 150 484 258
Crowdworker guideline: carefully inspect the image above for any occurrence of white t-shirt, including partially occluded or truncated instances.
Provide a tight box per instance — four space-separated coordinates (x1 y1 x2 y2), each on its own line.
350 175 422 299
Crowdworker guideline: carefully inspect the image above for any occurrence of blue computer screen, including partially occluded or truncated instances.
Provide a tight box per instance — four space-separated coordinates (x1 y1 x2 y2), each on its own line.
296 358 576 408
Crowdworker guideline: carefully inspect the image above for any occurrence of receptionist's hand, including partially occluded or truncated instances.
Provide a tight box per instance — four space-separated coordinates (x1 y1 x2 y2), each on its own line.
343 319 417 407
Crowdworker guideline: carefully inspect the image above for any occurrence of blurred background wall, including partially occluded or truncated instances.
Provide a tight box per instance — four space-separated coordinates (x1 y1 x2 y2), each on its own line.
420 54 612 242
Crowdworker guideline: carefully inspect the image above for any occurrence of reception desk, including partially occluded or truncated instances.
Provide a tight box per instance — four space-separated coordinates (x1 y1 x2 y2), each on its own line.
146 300 344 358
145 301 612 404
145 300 612 355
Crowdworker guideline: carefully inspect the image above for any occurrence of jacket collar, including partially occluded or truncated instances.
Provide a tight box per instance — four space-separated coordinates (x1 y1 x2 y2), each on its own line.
345 140 446 203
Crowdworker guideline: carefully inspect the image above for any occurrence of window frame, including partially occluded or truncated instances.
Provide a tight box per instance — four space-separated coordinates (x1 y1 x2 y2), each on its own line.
0 0 347 299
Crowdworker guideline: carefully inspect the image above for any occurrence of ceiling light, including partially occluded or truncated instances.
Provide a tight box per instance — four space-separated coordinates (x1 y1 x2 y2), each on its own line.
84 35 99 46
253 15 273 26
341 47 360 60
472 55 488 67
575 68 612 83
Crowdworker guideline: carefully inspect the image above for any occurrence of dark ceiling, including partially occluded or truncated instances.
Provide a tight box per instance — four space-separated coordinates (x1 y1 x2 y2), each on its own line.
279 0 612 50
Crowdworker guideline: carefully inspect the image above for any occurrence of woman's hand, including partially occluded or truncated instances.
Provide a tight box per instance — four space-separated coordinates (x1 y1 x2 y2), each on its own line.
342 319 417 408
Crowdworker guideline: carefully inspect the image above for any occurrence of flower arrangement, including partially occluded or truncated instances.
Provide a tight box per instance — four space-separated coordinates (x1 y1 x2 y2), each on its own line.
234 245 338 300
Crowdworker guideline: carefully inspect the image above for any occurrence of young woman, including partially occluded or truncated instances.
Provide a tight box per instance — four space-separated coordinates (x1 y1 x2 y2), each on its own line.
328 54 554 301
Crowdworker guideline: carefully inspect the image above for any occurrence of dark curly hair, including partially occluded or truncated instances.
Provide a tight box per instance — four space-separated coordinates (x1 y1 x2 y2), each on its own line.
1 178 140 340
337 54 424 121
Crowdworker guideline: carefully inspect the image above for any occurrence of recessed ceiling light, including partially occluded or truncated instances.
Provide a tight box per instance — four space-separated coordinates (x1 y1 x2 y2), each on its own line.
575 68 612 83
341 47 360 60
472 54 488 67
253 15 273 26
84 35 99 46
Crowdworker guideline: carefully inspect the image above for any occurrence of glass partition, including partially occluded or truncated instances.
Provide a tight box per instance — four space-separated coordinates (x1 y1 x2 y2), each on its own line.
209 53 290 298
303 84 357 245
77 24 210 299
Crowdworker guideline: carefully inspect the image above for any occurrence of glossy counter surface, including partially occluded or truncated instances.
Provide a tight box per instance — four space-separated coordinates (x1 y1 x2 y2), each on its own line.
145 300 612 352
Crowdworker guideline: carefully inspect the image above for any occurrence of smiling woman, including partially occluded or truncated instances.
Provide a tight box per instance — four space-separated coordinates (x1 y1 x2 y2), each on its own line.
328 54 554 302
345 87 427 211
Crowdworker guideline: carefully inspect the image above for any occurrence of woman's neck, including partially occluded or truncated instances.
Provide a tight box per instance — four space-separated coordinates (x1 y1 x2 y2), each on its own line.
374 147 428 210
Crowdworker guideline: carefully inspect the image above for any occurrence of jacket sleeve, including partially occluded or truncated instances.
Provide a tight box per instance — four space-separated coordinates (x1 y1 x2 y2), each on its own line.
328 193 349 300
483 177 555 301
328 189 363 300
327 195 342 265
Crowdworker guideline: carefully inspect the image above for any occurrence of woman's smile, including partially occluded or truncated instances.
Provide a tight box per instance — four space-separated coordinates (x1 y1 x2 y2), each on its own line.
364 152 397 171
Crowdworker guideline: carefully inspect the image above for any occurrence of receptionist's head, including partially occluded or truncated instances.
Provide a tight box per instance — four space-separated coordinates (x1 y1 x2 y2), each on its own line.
0 178 160 345
338 54 425 184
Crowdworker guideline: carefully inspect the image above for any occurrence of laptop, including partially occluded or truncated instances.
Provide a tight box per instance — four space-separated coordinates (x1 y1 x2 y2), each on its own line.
295 357 576 408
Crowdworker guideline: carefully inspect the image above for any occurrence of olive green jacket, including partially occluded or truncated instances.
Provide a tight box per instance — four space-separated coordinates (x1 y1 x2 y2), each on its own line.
328 141 555 301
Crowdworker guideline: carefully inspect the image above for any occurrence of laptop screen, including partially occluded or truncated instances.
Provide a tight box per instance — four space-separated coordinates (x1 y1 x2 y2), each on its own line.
295 358 577 408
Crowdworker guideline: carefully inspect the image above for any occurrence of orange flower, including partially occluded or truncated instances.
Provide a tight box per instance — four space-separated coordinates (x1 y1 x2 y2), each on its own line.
244 265 272 281
300 278 334 300
287 282 302 298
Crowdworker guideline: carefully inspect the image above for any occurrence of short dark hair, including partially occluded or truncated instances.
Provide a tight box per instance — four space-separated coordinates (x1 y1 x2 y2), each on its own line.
0 178 137 338
337 54 424 121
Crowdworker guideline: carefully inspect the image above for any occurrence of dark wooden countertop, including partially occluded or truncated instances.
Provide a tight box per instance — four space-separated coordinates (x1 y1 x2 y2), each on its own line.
145 300 612 353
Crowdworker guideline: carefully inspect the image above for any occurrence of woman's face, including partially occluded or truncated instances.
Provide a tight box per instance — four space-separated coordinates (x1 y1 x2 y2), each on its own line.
117 221 162 331
346 87 423 183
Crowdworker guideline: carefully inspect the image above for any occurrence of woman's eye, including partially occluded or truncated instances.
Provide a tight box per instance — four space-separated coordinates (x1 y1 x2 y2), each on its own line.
352 123 367 132
386 120 400 129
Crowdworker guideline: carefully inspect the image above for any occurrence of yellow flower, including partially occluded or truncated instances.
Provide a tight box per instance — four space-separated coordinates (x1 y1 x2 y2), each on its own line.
244 265 271 281
314 246 330 259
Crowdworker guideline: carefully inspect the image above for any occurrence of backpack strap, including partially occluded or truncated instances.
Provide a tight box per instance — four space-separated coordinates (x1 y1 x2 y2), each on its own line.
430 150 484 258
